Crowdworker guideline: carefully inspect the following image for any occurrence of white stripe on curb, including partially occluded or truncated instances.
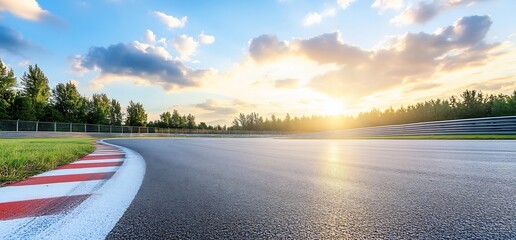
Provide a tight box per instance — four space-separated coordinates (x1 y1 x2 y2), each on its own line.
73 159 124 164
0 180 106 204
36 167 120 177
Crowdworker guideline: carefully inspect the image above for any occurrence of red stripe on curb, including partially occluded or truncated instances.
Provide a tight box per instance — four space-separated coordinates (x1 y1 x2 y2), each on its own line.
58 162 123 169
9 172 116 187
79 154 125 160
0 195 91 220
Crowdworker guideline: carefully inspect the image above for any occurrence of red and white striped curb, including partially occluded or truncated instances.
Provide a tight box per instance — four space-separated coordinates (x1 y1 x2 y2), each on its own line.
0 142 123 220
0 140 145 239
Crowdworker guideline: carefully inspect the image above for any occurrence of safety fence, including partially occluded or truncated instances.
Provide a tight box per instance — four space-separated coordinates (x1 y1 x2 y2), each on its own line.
0 119 285 135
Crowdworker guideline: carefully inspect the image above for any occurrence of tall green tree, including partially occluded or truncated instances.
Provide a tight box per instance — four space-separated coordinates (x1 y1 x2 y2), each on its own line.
109 99 123 125
89 93 110 124
0 60 17 119
125 100 147 126
159 111 172 127
52 81 83 122
186 114 196 129
11 96 36 121
171 109 185 128
198 122 208 129
20 65 51 119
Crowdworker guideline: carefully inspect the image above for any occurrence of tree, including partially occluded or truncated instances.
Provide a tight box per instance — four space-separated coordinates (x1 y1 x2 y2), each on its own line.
20 65 51 119
186 114 196 129
52 81 84 122
0 60 16 119
125 100 147 126
109 99 123 125
159 111 172 127
11 96 36 120
171 109 185 128
89 93 110 124
198 122 208 129
458 90 486 118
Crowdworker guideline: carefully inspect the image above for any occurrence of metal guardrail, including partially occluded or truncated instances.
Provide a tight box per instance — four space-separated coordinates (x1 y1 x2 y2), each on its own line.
0 119 286 136
321 116 516 137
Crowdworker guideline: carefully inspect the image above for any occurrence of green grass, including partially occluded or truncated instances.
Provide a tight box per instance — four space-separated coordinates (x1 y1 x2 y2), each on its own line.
0 138 95 185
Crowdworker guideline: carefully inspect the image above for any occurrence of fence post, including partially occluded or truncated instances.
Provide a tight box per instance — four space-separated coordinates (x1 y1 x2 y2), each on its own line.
147 127 149 134
110 125 112 133
138 127 141 134
54 122 57 132
70 123 72 132
98 124 100 133
16 119 19 132
84 123 86 133
36 121 39 132
122 126 124 134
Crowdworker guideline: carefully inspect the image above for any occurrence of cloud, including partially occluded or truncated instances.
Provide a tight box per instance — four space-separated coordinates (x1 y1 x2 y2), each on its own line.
274 78 299 88
392 0 491 25
464 76 515 91
72 42 212 92
144 29 156 44
248 34 289 63
337 0 356 9
0 25 30 55
407 82 442 92
18 59 30 67
154 11 187 29
172 34 199 60
372 0 404 10
194 99 255 116
293 32 369 65
310 15 496 98
0 0 51 21
247 15 498 100
303 8 336 26
198 31 215 45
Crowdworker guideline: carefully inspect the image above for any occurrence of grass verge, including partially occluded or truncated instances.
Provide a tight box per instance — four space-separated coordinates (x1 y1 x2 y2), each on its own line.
0 138 95 185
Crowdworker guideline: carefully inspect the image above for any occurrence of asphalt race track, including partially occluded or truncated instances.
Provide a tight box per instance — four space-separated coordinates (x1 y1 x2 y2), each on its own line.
106 138 516 239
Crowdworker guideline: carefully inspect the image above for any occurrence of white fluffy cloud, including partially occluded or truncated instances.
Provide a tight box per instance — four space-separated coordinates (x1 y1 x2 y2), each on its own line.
172 34 199 60
303 8 336 26
198 31 215 45
337 0 356 9
392 0 491 25
248 15 499 100
71 30 215 92
372 0 404 10
154 11 187 28
144 29 156 44
0 0 50 21
72 42 212 92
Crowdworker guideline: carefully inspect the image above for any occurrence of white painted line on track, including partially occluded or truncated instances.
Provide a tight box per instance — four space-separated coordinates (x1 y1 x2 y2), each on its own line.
0 180 105 204
0 140 146 240
36 167 120 177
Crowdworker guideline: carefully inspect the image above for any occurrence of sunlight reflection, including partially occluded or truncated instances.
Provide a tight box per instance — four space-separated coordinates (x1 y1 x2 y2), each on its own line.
321 141 346 181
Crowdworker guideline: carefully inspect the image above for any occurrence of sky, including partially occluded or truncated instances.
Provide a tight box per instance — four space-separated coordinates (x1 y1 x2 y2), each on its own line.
0 0 515 126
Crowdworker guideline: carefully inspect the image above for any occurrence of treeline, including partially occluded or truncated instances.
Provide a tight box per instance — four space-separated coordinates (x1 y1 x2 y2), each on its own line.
230 90 516 132
147 110 219 130
0 60 206 128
